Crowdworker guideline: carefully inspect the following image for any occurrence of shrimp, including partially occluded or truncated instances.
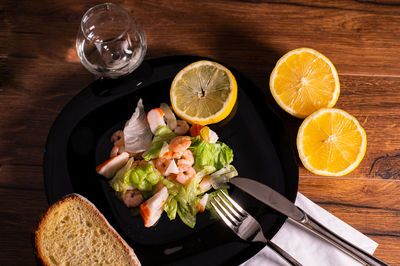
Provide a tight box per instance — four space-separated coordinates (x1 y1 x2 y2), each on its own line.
110 130 127 157
110 144 126 158
161 150 183 160
121 189 144 208
155 157 179 176
155 158 170 175
174 120 189 135
169 136 191 154
173 152 183 159
111 130 124 144
166 173 177 181
160 151 174 159
155 158 172 176
147 108 166 134
176 164 196 185
178 150 194 166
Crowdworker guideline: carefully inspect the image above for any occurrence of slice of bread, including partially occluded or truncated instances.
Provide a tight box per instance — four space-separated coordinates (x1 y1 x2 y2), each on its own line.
35 193 140 265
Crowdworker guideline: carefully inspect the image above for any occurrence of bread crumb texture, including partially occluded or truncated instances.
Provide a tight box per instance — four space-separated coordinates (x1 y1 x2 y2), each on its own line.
36 194 139 266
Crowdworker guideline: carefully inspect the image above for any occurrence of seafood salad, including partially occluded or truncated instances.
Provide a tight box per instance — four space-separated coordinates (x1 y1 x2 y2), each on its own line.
96 99 237 228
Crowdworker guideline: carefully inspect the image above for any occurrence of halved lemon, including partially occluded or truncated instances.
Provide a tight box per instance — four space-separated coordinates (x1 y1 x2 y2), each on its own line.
297 108 367 176
170 60 237 125
270 48 340 118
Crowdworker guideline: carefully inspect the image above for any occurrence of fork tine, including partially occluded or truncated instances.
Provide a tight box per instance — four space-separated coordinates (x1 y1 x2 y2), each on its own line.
214 191 303 266
215 193 243 220
210 200 236 228
219 189 246 214
213 196 239 226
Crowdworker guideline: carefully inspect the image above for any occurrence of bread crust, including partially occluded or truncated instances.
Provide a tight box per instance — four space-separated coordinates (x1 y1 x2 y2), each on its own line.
35 193 140 266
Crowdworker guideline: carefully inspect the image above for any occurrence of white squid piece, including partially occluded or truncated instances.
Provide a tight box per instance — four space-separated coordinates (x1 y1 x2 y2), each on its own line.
96 152 130 179
124 99 153 154
147 108 166 134
140 186 169 227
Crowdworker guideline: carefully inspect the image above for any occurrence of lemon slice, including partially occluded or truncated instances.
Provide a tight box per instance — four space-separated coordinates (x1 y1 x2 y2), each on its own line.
270 48 340 118
297 108 367 176
170 60 237 125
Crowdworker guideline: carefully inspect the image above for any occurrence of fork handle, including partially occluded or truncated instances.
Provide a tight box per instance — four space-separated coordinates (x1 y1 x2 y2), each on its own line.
266 239 303 266
297 209 388 266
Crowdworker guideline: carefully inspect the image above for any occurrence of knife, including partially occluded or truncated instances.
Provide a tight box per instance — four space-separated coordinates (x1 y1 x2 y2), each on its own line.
230 177 389 266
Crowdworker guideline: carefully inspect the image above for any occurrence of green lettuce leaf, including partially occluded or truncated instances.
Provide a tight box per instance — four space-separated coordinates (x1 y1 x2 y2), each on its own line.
109 158 134 194
190 137 233 171
164 195 178 220
162 179 180 196
125 163 163 192
177 203 196 228
173 171 213 227
163 179 197 225
144 126 176 161
176 174 203 205
195 166 216 182
210 165 238 189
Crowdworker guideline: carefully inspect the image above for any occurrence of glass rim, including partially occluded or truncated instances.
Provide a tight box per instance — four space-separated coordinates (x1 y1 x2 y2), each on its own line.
80 2 133 44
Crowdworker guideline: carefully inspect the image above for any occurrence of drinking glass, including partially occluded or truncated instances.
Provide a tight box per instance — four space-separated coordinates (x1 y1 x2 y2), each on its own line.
76 3 147 78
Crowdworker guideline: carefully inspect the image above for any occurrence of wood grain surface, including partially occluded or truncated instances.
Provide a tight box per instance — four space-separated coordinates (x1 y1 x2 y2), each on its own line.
2 0 400 265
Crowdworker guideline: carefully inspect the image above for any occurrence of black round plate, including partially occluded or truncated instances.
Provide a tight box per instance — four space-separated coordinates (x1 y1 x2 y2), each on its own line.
43 56 298 265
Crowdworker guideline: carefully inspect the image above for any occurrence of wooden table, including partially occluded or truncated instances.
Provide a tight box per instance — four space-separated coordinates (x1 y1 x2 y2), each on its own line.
2 0 399 264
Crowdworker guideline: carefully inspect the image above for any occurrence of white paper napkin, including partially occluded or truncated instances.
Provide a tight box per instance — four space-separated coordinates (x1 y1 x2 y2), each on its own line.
242 193 378 266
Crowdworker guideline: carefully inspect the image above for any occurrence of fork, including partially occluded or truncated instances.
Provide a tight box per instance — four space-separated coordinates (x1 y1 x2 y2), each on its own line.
211 190 303 266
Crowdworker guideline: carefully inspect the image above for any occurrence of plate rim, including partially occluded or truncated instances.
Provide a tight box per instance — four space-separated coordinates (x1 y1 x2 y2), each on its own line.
43 55 299 265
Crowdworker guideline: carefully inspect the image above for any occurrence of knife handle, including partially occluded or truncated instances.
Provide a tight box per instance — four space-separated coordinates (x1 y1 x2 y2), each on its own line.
297 209 388 266
266 239 303 266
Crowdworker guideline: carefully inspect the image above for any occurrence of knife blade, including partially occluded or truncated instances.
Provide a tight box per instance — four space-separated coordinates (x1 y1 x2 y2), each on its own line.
229 177 388 266
230 177 304 221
